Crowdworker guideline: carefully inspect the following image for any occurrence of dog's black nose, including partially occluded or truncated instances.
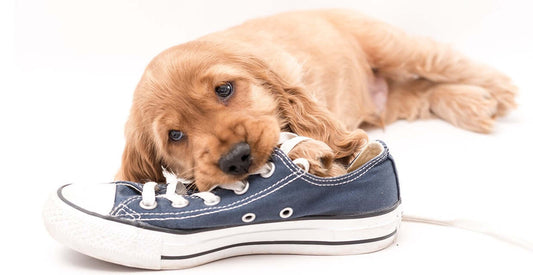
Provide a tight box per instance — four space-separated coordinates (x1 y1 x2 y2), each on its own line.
218 142 252 175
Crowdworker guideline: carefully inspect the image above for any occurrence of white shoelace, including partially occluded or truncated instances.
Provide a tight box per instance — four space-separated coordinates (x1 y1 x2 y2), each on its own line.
139 133 310 210
139 162 276 209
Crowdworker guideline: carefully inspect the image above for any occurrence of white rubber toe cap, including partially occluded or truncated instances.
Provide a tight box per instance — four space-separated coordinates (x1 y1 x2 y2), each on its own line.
60 183 117 216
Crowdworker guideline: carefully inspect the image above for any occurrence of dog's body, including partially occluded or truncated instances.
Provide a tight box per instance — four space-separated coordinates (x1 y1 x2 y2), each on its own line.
117 10 516 191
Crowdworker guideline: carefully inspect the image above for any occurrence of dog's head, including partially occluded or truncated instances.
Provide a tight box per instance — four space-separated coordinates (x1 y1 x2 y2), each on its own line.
118 42 284 191
117 41 366 191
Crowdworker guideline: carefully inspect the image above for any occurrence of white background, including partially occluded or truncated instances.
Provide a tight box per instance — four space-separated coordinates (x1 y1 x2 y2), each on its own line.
3 0 533 273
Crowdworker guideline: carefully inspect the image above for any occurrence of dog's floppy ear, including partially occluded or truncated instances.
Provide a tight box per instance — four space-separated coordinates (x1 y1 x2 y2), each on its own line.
243 57 368 164
116 121 165 183
275 85 368 164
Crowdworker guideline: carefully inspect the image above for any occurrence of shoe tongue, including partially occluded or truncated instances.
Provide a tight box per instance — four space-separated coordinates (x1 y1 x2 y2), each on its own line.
347 141 384 172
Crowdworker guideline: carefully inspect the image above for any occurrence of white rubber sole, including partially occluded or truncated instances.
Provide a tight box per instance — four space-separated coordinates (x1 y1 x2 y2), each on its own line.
43 190 402 270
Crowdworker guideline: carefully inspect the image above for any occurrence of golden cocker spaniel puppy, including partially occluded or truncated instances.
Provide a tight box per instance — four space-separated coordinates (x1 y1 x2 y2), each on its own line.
116 10 516 191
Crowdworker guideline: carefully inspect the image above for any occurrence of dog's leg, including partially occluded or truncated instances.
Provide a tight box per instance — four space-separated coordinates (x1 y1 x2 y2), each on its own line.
331 12 517 131
383 79 500 133
427 84 500 133
374 39 515 120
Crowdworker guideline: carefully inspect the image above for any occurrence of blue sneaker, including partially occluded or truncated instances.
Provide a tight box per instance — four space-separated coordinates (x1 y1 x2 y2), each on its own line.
43 140 401 270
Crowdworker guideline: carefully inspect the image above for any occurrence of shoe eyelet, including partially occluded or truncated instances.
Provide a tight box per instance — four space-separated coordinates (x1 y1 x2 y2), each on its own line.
234 181 249 195
260 162 275 178
242 213 256 223
203 195 221 206
279 207 293 218
171 199 189 208
139 200 157 210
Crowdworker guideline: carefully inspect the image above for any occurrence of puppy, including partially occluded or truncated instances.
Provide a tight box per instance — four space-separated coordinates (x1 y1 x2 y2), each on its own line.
116 10 516 191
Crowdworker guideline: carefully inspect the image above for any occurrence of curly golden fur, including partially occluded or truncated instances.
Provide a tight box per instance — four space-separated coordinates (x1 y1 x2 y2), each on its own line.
116 10 516 191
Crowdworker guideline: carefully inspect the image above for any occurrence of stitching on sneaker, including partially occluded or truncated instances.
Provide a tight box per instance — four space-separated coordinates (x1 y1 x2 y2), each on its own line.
116 204 141 220
122 204 142 219
134 173 303 221
125 169 298 217
111 192 205 217
274 147 388 183
299 156 384 186
111 196 141 215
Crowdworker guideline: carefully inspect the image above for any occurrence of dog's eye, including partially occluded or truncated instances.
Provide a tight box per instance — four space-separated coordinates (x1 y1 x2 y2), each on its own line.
214 82 233 98
169 130 185 142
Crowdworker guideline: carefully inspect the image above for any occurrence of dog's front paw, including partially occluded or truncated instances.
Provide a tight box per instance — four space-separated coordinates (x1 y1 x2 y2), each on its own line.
288 139 346 177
